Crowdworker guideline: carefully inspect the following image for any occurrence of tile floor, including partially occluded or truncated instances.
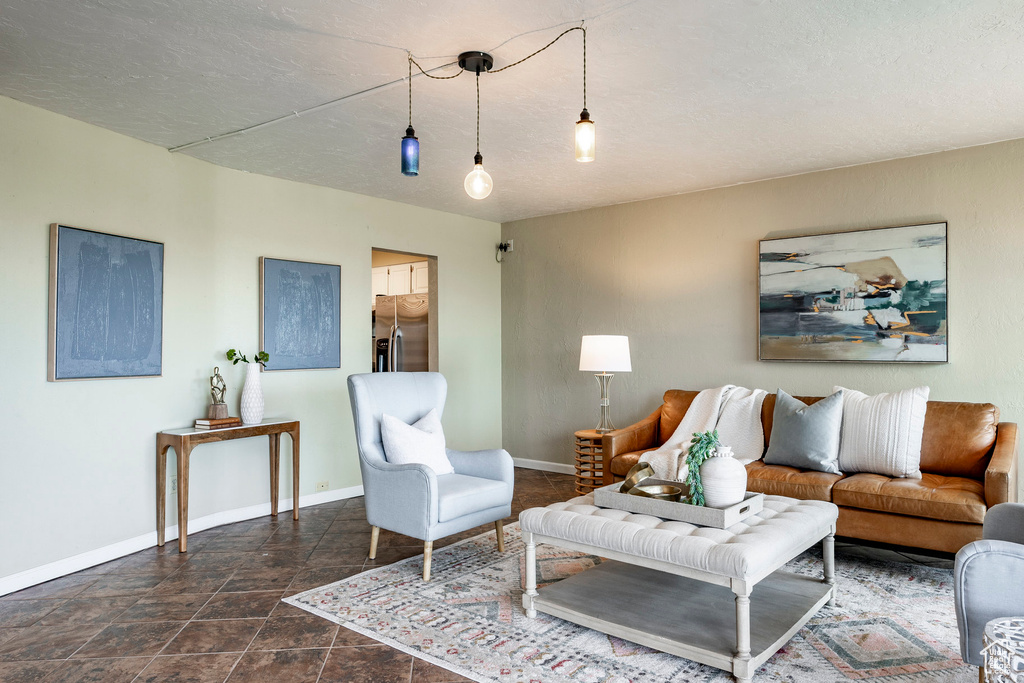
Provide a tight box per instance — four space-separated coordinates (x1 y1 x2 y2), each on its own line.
0 468 952 682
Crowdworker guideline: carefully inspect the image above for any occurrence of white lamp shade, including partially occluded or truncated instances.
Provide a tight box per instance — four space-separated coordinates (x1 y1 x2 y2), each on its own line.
579 335 631 372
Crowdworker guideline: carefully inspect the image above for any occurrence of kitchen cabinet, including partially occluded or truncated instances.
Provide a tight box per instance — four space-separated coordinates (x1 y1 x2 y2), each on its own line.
412 262 429 294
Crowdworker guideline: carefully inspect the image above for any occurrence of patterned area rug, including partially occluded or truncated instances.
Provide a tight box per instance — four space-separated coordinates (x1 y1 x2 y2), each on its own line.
283 523 972 682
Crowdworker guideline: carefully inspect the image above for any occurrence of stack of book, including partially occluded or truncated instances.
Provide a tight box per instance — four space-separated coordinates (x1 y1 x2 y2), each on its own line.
194 416 243 430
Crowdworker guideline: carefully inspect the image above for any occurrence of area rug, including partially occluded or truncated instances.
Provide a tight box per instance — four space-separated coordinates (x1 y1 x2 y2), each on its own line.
283 523 973 682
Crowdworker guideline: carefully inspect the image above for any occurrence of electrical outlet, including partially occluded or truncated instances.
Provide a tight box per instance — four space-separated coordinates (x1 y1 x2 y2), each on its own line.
170 476 177 493
505 239 513 252
316 481 329 492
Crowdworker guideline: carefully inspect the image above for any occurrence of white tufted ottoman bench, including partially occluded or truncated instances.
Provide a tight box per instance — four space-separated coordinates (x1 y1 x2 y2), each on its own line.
519 494 838 683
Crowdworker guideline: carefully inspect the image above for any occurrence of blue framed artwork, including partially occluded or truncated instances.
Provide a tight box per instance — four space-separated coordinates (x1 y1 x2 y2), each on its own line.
48 224 164 380
260 257 341 371
759 222 948 363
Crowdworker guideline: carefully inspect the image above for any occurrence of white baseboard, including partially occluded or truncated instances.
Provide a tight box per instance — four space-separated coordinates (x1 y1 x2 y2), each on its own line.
0 485 364 598
512 457 575 476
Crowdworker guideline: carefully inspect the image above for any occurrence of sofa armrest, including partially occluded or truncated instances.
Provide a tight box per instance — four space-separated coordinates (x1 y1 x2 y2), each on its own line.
600 407 662 484
986 422 1019 507
447 448 515 489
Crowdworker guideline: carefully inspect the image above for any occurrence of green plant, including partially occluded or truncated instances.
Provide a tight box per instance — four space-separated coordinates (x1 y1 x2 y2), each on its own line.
226 349 269 368
683 429 720 506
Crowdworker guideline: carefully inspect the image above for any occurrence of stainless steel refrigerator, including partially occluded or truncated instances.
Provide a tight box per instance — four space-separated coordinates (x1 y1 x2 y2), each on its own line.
373 293 429 372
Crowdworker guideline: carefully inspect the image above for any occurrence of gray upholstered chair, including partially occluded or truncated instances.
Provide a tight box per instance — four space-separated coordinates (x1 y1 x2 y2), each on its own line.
347 372 514 581
954 502 1024 675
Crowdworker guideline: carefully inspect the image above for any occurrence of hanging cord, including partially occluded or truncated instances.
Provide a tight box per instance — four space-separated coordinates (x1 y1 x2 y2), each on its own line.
583 26 587 110
476 69 481 156
409 55 465 79
488 25 585 73
407 57 412 127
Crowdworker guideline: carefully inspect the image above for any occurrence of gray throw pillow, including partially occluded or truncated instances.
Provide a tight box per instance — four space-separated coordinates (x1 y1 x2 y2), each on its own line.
763 389 843 474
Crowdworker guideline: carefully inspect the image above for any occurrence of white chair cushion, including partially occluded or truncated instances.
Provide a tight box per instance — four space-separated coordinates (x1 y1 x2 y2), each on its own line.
834 385 929 479
380 408 454 475
520 495 838 582
436 474 510 522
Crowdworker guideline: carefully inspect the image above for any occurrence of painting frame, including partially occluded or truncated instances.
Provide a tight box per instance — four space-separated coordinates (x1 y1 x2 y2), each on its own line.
259 256 342 371
758 222 948 363
48 223 165 381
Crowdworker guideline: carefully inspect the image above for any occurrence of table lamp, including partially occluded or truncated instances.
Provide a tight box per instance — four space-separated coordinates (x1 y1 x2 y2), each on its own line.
579 335 631 433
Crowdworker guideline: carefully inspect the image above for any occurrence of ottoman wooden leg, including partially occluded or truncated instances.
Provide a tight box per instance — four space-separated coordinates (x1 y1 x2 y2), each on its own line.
733 580 752 683
824 529 836 607
523 533 538 618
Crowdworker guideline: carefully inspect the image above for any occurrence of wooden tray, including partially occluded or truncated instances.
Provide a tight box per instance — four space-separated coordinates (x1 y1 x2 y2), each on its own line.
593 478 764 528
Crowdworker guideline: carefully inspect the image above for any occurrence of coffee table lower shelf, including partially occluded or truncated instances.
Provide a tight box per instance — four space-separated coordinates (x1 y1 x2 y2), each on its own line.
529 560 832 678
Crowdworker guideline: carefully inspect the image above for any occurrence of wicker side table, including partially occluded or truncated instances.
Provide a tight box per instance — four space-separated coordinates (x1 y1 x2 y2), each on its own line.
983 617 1024 682
574 429 606 495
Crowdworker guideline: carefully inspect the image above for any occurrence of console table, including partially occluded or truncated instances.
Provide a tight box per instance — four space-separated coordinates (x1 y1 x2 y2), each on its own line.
156 419 300 552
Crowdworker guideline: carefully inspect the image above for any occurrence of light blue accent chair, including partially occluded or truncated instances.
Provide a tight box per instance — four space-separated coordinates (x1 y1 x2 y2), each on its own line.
347 372 514 581
954 502 1024 673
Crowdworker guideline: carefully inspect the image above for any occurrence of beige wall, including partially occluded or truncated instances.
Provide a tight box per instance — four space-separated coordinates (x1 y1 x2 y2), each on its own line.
501 139 1024 496
0 95 502 584
371 250 429 267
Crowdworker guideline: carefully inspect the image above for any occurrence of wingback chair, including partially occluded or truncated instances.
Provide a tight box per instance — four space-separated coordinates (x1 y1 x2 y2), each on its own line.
954 502 1024 677
347 372 514 581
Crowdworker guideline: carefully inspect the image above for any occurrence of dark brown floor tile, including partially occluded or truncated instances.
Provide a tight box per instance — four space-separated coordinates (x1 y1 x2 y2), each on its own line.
197 536 270 552
285 566 363 594
411 657 473 682
329 508 368 521
0 576 96 601
319 645 411 682
248 614 338 650
324 519 371 535
72 621 185 658
0 599 65 627
115 550 191 573
45 656 152 682
162 619 262 655
76 558 130 575
313 533 372 550
0 660 60 682
226 649 327 682
0 623 103 661
76 574 165 598
331 627 384 648
179 552 255 571
304 547 372 566
114 594 213 623
151 570 234 595
35 596 139 626
194 591 283 620
268 601 312 618
362 547 420 566
136 652 241 683
220 568 299 593
241 551 311 569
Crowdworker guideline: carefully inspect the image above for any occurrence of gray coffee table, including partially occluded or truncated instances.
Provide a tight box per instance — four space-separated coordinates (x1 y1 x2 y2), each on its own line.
520 494 838 683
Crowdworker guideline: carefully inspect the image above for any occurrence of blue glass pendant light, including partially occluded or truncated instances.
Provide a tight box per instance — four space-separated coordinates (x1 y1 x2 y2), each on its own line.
401 57 419 176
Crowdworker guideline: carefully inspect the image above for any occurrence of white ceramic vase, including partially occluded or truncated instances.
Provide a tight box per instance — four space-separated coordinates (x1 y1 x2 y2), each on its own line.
240 363 264 424
699 446 747 508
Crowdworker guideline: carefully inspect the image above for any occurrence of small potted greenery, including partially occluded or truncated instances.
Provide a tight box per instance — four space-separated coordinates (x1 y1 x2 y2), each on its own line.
683 430 721 506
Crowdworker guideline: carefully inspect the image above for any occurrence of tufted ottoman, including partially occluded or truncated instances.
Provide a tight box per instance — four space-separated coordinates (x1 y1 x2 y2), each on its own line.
519 494 839 683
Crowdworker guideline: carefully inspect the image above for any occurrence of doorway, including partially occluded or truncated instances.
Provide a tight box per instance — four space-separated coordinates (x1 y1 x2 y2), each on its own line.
370 249 438 372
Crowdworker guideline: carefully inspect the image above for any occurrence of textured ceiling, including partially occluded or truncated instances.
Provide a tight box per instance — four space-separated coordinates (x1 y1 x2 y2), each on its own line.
3 0 1024 223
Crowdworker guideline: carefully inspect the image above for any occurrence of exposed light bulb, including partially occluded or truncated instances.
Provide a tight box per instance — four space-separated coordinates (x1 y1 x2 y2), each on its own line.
464 153 493 199
401 126 419 176
575 109 595 162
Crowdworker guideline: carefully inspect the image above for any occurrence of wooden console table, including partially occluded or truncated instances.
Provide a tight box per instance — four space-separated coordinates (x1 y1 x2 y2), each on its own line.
156 419 300 552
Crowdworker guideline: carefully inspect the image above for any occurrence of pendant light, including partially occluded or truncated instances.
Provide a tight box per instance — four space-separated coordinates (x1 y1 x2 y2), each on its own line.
574 28 595 162
401 56 419 176
459 51 493 200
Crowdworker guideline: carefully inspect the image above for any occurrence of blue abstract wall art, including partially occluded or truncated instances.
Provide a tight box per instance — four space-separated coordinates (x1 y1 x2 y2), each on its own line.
260 257 341 371
49 224 164 380
759 222 947 363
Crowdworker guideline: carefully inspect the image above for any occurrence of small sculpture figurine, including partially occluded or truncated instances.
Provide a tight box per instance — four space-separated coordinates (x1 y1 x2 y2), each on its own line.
207 367 229 419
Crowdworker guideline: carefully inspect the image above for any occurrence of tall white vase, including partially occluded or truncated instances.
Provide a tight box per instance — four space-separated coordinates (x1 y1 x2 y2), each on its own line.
240 363 264 424
700 446 747 508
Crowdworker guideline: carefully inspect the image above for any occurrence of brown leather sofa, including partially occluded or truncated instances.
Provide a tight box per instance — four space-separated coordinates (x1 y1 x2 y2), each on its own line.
602 390 1019 553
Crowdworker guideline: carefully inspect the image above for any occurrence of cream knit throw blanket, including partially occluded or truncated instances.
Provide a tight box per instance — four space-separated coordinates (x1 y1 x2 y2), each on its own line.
642 385 768 481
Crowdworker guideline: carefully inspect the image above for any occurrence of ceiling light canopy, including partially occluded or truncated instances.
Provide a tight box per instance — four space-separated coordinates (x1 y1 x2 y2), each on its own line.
403 25 594 199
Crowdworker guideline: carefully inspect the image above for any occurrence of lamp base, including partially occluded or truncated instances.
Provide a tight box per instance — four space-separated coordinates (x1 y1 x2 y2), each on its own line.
594 372 615 433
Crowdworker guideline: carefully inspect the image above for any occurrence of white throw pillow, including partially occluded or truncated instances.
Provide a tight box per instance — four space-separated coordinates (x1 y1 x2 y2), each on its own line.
834 386 929 479
380 408 454 475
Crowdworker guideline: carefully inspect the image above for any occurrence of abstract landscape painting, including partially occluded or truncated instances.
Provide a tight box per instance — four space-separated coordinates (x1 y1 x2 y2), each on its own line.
49 224 164 380
260 257 341 370
759 223 947 362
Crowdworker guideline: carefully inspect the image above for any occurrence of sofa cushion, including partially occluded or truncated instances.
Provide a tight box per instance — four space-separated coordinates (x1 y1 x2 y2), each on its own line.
745 461 844 502
919 401 999 480
436 474 509 523
832 472 986 524
659 390 700 445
